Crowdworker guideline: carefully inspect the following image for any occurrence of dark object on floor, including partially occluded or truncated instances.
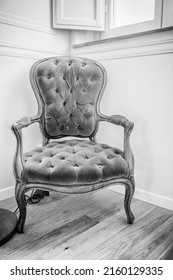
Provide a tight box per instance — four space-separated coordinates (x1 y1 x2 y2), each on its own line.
11 57 135 233
29 190 49 204
0 208 17 246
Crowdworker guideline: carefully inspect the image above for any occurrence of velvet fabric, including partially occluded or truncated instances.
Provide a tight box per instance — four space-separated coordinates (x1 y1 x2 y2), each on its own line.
35 57 104 138
23 140 129 185
12 56 135 232
27 58 129 186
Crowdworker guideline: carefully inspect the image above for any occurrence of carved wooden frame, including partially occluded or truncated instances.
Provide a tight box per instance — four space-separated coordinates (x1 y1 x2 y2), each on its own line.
11 56 135 233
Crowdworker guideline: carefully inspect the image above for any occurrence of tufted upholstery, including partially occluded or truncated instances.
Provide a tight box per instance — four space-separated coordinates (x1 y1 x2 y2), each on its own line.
12 56 135 233
34 57 104 138
23 140 129 185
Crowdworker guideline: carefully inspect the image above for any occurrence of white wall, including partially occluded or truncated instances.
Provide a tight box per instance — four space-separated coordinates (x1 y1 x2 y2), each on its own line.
1 1 173 212
0 0 70 198
72 30 173 210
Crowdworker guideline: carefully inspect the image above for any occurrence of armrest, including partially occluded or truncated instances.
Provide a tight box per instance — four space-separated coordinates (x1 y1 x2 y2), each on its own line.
11 116 39 131
100 114 134 129
11 116 39 180
99 114 134 172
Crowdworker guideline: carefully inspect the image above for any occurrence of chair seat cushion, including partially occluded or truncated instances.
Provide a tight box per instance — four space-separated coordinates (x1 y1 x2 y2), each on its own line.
23 139 129 185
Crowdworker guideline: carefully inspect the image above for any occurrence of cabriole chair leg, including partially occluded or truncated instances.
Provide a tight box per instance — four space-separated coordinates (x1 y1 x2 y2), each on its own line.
15 183 27 233
124 178 135 224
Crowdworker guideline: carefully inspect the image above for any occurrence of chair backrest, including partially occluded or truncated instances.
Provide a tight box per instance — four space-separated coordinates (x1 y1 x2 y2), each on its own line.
30 57 107 139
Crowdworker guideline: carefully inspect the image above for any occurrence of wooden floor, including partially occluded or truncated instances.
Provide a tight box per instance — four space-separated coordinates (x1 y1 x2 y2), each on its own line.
0 189 173 260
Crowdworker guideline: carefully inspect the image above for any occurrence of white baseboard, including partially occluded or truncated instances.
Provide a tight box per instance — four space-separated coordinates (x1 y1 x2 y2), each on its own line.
0 186 15 201
1 185 173 212
108 185 173 212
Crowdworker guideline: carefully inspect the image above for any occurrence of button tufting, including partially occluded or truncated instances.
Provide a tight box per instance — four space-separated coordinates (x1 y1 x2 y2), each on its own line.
34 58 106 140
107 155 113 159
24 139 127 185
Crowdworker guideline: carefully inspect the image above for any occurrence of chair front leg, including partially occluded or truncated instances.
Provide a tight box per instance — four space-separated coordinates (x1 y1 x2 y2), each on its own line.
15 182 27 233
124 176 135 224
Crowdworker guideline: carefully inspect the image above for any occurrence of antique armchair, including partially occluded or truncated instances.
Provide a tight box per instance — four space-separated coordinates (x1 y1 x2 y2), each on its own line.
11 57 135 233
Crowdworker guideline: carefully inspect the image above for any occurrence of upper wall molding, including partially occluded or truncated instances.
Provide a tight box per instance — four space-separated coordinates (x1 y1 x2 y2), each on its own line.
0 12 58 36
71 31 173 60
0 41 67 60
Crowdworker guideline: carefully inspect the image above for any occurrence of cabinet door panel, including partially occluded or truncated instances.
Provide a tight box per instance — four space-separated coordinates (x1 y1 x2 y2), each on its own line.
52 0 105 31
162 0 173 28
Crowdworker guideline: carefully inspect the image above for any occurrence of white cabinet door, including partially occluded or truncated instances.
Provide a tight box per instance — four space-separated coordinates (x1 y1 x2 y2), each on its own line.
52 0 105 31
162 0 173 28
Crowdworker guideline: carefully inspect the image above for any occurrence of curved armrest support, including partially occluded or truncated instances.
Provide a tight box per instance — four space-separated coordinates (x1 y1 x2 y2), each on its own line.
102 114 134 129
99 114 134 172
12 116 39 130
11 116 39 180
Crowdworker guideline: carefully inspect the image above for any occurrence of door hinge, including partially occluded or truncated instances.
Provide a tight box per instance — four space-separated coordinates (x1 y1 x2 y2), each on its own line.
105 0 108 13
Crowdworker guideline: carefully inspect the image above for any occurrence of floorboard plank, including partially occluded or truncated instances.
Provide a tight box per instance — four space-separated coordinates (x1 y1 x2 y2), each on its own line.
0 190 124 259
82 207 173 260
40 200 155 260
0 189 173 260
0 215 98 260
